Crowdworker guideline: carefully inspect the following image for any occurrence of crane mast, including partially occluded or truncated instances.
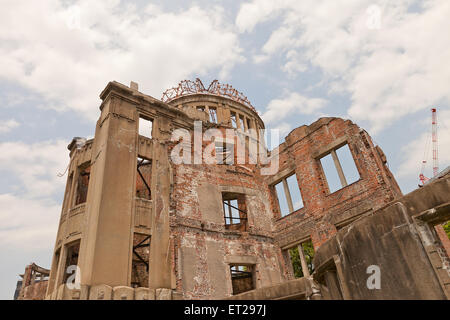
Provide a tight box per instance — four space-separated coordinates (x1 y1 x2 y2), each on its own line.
419 108 438 186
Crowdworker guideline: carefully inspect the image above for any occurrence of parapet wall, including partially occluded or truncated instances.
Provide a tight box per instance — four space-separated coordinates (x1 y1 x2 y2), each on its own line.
313 175 450 299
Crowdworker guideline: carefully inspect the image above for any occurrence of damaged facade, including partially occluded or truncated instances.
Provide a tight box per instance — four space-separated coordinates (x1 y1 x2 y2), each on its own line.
15 263 49 300
40 79 450 300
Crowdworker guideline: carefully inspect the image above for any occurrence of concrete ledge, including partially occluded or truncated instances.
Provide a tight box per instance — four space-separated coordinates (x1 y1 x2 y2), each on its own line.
224 278 310 300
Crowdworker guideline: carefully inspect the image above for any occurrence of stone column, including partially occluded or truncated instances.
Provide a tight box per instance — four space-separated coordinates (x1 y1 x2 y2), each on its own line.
77 91 137 288
149 116 173 289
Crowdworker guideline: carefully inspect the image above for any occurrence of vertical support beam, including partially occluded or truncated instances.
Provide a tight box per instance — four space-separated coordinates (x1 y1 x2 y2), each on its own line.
331 150 348 187
243 116 248 132
297 244 311 278
77 94 137 288
67 169 78 211
53 245 67 292
282 178 294 213
30 271 36 285
236 113 241 130
149 116 173 289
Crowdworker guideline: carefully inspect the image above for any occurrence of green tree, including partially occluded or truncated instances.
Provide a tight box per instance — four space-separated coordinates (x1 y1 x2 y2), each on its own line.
443 221 450 240
288 241 315 278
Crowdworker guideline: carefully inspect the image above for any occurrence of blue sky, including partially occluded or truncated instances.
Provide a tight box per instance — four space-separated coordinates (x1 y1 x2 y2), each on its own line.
1 0 449 299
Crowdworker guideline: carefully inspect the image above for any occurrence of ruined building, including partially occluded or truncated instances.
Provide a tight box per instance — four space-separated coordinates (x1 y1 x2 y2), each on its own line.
15 263 49 300
42 79 450 300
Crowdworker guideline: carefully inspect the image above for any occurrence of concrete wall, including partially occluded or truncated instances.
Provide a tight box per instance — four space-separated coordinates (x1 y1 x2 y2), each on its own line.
313 176 450 300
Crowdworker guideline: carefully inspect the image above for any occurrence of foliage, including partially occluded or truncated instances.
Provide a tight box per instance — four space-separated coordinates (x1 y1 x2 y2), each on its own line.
288 240 315 278
443 221 450 240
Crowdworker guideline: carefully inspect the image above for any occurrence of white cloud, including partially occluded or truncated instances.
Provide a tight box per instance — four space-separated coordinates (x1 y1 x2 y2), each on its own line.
236 0 288 33
0 140 68 198
237 0 450 132
0 119 19 133
397 109 450 179
0 0 244 121
0 139 68 251
262 92 327 124
0 194 59 250
273 122 292 138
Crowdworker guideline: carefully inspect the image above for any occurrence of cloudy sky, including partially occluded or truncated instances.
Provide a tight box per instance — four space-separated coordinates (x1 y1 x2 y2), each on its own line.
0 0 449 299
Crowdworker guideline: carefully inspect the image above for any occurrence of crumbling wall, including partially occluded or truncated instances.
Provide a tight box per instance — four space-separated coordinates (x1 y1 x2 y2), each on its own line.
172 163 283 299
313 176 450 300
271 118 402 251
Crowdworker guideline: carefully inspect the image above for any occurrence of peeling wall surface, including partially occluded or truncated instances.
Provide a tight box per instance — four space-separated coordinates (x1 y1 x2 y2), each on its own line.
39 80 449 300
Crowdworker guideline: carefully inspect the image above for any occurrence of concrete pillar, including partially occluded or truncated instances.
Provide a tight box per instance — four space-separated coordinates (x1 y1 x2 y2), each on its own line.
282 178 294 213
331 150 347 187
77 94 137 288
52 245 68 296
149 116 173 289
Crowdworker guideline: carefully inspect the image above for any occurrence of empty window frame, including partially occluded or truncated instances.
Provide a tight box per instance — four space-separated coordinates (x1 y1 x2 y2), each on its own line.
287 239 315 278
230 265 254 295
74 163 90 206
239 115 245 131
136 157 151 200
131 233 150 288
215 141 234 165
209 107 218 123
62 240 80 284
223 193 247 231
246 118 251 132
230 112 237 128
320 144 360 193
274 174 304 217
138 117 153 139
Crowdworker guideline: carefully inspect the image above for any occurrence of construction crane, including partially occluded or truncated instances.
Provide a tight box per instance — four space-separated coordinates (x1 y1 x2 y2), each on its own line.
419 108 439 186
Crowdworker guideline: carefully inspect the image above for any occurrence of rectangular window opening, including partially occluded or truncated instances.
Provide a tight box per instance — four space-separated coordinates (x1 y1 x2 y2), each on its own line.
274 173 304 217
131 233 150 288
230 112 237 128
320 143 360 194
136 157 152 200
139 117 153 139
215 141 234 165
209 107 217 123
223 193 247 231
74 163 90 206
246 118 251 132
230 264 254 295
62 240 80 284
286 239 315 279
239 115 245 131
